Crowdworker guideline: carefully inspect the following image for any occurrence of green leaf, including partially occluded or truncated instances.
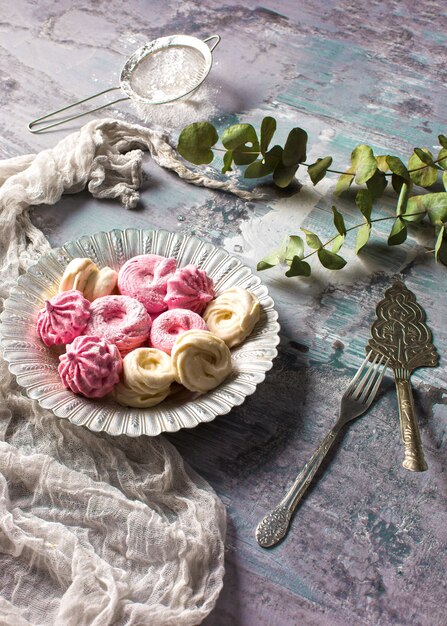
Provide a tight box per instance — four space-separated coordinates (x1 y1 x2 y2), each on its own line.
351 144 377 184
317 248 347 270
355 189 373 222
386 155 410 181
332 205 346 235
391 173 405 194
436 234 447 265
443 170 447 191
307 156 333 185
434 224 445 261
260 117 276 155
244 145 282 178
366 170 388 199
272 161 299 188
282 128 308 166
256 235 289 270
285 257 311 277
437 147 447 170
221 124 260 165
355 223 371 254
177 122 219 165
413 147 434 165
406 192 447 225
408 149 438 187
331 234 345 254
396 181 410 216
438 134 447 149
334 167 355 195
388 217 407 246
376 155 390 173
301 228 322 249
285 235 304 260
222 150 233 174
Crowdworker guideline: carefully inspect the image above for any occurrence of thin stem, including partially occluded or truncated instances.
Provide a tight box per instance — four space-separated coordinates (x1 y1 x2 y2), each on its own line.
285 211 427 263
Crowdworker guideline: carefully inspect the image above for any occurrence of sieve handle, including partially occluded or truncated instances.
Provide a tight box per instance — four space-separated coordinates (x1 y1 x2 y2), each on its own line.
28 87 129 134
203 35 221 52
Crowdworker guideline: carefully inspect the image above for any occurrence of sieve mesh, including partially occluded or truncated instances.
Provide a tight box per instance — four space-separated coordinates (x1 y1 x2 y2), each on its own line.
129 45 208 101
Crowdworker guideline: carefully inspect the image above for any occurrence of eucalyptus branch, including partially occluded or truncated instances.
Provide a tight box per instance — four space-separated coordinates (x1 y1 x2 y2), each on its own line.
177 120 447 276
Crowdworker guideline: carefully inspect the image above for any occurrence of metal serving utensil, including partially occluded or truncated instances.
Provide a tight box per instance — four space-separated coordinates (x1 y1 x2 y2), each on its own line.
256 352 388 548
367 281 438 472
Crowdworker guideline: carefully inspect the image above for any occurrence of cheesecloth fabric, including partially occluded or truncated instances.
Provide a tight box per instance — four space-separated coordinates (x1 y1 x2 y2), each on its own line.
0 118 244 625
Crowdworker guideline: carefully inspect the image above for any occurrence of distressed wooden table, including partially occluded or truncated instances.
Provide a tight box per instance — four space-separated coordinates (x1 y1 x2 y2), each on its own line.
1 1 446 624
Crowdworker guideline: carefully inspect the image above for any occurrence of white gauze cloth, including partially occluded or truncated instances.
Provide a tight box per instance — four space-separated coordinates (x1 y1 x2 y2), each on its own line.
0 119 236 626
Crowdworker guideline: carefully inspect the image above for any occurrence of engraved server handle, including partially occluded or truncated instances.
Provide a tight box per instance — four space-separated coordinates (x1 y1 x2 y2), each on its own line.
255 426 340 548
395 378 428 472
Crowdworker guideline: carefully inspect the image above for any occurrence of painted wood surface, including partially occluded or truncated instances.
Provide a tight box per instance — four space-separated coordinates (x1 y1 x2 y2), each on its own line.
1 1 446 624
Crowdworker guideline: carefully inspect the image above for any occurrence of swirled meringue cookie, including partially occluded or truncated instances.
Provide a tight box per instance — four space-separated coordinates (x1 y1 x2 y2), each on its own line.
37 289 91 347
203 287 261 348
165 264 215 314
58 335 122 398
59 258 117 301
171 329 232 393
114 348 175 408
118 254 177 314
84 295 151 355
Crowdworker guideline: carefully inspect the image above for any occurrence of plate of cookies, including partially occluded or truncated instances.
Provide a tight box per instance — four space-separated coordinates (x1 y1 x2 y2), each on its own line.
0 229 280 436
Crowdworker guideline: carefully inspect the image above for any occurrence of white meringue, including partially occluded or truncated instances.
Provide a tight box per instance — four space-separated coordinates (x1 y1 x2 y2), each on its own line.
203 287 261 348
171 329 232 393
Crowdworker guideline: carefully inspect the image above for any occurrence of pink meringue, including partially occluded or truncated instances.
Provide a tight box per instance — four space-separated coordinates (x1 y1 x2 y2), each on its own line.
84 295 151 355
118 254 176 314
150 308 208 354
164 264 215 314
37 289 91 347
58 335 122 398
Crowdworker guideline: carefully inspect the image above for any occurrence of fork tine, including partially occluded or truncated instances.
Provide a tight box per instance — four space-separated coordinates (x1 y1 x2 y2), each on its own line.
351 353 384 400
344 351 375 395
356 355 388 403
357 355 388 404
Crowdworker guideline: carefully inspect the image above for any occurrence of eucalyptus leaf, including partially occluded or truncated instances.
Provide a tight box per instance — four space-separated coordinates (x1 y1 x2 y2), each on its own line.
282 128 308 166
221 123 260 165
285 257 311 277
222 150 233 174
408 149 438 187
437 147 447 170
443 170 447 191
388 217 407 245
273 161 299 188
260 117 277 155
413 147 434 165
376 155 389 173
437 235 447 266
308 156 333 185
438 134 447 149
302 228 322 249
317 248 347 270
434 224 445 261
286 235 305 260
177 122 218 165
331 234 345 254
391 173 405 194
355 223 371 254
355 189 373 222
334 167 355 196
386 155 410 181
332 205 346 235
244 144 282 178
366 170 388 199
406 192 447 225
351 144 377 184
396 181 410 216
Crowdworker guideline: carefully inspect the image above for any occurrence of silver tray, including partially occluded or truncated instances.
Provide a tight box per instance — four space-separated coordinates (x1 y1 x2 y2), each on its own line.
0 229 280 436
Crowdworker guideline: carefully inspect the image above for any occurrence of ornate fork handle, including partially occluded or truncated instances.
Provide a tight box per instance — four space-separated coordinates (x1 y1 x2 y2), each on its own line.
256 425 341 548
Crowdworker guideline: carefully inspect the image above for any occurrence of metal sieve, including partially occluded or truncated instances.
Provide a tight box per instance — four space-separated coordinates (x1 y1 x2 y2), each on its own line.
28 34 220 133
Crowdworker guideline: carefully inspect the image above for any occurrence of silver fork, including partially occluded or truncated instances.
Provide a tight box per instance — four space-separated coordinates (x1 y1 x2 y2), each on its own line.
255 351 388 548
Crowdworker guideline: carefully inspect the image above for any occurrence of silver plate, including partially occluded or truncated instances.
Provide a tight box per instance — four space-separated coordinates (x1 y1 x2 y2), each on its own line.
0 229 280 437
